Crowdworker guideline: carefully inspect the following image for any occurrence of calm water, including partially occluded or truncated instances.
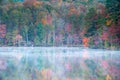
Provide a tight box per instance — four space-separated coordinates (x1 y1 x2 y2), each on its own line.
0 47 120 80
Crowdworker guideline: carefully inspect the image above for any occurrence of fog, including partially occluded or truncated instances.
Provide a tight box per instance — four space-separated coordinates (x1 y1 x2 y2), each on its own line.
0 47 120 80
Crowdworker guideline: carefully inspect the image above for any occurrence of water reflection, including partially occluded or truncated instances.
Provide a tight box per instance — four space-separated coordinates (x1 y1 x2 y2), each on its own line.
0 47 120 80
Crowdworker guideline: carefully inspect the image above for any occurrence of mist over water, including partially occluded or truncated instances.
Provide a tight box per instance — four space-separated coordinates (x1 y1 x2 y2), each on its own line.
0 47 120 80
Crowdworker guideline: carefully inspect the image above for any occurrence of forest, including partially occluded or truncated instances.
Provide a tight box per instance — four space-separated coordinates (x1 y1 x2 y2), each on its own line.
0 0 120 49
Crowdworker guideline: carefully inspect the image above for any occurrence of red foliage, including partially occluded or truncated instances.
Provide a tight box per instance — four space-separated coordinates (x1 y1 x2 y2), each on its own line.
118 20 120 25
101 31 109 40
80 29 86 37
108 24 120 42
108 24 117 35
46 14 52 25
0 24 6 38
83 37 90 47
15 34 22 41
65 23 72 33
98 4 105 13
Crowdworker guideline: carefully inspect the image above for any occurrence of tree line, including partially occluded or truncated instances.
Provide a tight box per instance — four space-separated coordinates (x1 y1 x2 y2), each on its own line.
0 0 120 49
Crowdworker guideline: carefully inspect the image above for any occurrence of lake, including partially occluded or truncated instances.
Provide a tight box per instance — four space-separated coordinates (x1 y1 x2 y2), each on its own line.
0 47 120 80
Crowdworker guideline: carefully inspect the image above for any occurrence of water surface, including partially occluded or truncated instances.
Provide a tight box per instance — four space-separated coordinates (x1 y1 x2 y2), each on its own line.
0 47 120 80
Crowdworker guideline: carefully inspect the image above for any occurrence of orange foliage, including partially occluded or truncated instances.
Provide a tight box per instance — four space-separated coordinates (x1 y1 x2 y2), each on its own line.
68 4 78 15
33 1 43 6
41 15 52 25
70 8 77 13
23 0 43 7
83 37 90 47
41 17 47 25
106 19 113 26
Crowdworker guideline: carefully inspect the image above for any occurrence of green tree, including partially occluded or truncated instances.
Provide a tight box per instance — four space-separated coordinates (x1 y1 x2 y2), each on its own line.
35 22 45 45
106 0 120 24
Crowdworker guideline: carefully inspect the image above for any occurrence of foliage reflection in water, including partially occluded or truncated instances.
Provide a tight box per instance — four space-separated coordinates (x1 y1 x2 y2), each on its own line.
0 47 120 80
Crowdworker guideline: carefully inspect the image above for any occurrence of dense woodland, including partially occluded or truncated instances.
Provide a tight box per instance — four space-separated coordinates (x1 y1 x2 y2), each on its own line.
0 0 120 49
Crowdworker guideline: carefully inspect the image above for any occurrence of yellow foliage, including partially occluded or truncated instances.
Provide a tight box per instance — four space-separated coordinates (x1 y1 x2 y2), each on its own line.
41 17 47 25
106 74 112 80
106 19 113 26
